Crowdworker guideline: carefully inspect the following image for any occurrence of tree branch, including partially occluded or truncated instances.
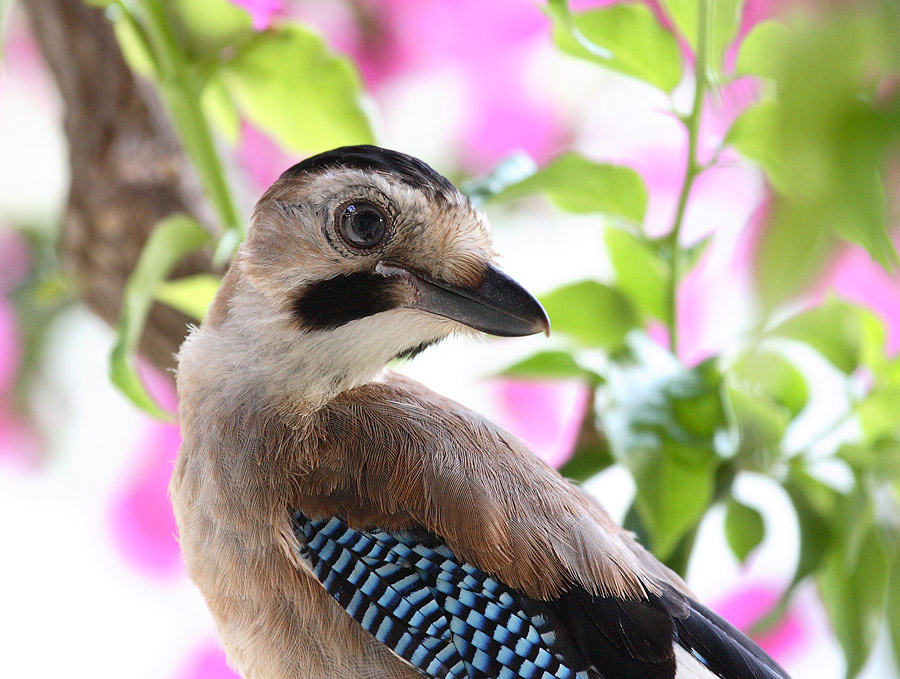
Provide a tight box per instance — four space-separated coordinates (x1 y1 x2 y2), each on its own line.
22 0 217 374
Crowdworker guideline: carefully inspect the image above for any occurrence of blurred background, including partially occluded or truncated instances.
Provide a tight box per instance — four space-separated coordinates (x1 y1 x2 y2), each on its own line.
1 0 899 677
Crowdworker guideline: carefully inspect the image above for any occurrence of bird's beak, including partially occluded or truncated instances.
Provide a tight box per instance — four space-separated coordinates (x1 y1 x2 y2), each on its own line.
376 262 550 338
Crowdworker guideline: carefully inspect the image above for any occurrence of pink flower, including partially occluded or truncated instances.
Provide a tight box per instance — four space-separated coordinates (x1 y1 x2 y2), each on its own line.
289 0 563 170
175 640 240 679
819 241 900 355
237 122 297 192
0 298 21 396
228 0 283 31
108 421 183 578
488 379 589 468
713 584 808 662
0 407 41 472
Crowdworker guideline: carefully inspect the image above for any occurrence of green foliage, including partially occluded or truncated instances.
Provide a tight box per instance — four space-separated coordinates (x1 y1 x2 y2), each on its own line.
487 2 900 674
769 300 876 374
487 152 648 222
819 528 889 679
728 8 900 308
500 350 603 384
604 228 668 323
104 0 373 263
103 0 900 674
110 215 212 418
660 0 744 79
784 469 835 588
630 438 718 559
220 25 374 152
724 498 765 563
103 0 374 417
732 349 809 418
604 343 726 558
726 101 789 193
734 20 789 79
888 563 900 677
540 281 639 350
545 0 683 92
154 274 222 321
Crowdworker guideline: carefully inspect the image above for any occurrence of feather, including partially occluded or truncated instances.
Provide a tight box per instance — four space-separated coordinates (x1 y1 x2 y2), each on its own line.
293 512 591 679
672 593 791 679
292 513 790 679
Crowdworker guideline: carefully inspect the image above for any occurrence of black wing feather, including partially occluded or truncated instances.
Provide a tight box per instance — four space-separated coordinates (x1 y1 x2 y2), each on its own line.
672 592 792 679
536 583 792 679
522 588 677 679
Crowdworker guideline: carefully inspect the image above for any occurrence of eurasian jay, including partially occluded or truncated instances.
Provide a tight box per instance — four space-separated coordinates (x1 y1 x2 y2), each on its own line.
171 145 790 679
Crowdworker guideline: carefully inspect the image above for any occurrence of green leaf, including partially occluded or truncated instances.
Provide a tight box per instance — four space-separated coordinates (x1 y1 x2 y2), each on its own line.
818 528 889 679
499 350 600 383
462 152 538 207
546 0 683 92
559 403 615 482
834 485 876 573
860 309 889 377
629 439 718 559
489 153 647 222
838 438 900 482
604 228 669 323
733 349 809 417
726 100 792 194
735 20 789 79
221 24 374 153
770 300 878 374
746 11 900 274
603 347 726 559
201 75 241 143
785 469 835 587
154 274 221 321
110 214 212 418
558 441 614 482
667 359 726 440
540 281 640 350
724 498 765 563
726 386 788 469
162 0 254 60
887 556 900 678
754 199 837 309
111 10 157 77
857 389 900 443
660 0 744 77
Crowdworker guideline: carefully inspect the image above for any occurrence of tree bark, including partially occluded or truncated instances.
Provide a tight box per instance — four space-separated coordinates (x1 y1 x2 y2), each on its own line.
22 0 218 374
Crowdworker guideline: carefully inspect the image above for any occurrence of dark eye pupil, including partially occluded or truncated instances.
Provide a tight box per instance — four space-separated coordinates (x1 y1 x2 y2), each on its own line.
340 204 386 248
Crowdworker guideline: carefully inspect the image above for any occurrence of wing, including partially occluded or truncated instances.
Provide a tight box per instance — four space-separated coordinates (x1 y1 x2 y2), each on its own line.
292 512 789 679
288 373 791 679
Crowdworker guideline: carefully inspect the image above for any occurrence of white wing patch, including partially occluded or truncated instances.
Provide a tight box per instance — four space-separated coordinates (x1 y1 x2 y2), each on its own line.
675 645 719 679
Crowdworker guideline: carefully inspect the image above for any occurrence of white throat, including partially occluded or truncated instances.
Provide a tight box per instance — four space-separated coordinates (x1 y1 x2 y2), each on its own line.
178 287 456 412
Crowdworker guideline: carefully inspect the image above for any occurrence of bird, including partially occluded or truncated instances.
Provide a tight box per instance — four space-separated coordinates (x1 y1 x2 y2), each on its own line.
171 145 791 679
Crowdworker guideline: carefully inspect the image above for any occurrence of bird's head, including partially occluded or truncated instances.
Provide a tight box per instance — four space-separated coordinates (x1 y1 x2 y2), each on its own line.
187 145 548 406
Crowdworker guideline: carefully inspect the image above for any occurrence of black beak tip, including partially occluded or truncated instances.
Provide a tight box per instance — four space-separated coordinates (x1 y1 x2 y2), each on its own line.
536 309 551 338
393 260 552 339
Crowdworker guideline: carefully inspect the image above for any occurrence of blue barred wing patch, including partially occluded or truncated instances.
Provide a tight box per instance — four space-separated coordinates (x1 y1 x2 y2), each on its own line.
292 512 590 679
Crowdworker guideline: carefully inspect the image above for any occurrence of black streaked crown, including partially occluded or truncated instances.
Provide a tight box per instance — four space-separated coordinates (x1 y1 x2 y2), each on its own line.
279 145 457 201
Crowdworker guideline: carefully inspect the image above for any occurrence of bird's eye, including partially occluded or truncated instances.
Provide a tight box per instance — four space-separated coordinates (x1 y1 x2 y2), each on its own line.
338 202 388 250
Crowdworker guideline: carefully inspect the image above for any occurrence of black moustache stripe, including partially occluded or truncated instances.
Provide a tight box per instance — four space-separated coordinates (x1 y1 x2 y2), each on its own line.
293 272 406 331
